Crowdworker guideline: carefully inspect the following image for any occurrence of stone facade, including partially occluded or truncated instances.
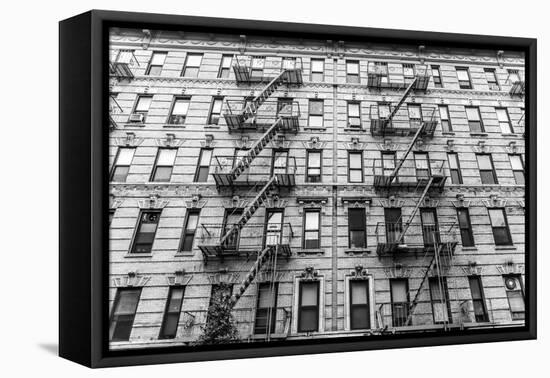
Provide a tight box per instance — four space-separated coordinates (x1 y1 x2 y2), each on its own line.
108 28 525 349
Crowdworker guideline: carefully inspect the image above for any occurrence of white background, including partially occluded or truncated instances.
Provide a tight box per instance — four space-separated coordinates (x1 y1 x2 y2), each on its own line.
1 0 546 375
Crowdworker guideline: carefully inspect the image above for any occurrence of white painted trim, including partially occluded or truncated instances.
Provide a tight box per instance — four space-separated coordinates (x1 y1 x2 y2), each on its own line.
344 275 376 331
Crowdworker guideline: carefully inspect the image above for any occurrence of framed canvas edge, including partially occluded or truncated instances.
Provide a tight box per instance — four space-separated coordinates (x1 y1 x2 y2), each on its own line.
58 9 537 369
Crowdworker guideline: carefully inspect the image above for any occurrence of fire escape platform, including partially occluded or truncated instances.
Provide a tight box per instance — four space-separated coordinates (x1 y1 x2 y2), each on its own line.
373 175 447 192
199 244 291 261
509 81 525 96
376 240 458 257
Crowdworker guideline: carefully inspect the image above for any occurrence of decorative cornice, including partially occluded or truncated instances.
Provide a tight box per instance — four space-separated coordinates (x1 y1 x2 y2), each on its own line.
206 272 241 284
350 265 369 278
462 261 483 276
300 266 319 281
482 194 507 208
137 193 169 209
384 264 412 278
378 196 405 208
115 132 144 147
496 261 524 275
155 133 185 148
112 272 151 288
166 270 193 286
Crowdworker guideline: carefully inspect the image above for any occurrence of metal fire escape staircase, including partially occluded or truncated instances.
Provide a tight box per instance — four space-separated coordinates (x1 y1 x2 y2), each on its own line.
378 78 418 135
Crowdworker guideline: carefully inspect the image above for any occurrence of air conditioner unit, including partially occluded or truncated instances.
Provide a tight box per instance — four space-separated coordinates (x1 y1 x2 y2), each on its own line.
129 113 144 123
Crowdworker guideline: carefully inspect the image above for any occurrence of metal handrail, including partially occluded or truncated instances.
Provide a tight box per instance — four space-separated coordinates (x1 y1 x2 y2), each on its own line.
213 155 297 176
372 158 447 181
374 221 459 246
224 99 301 119
197 222 295 250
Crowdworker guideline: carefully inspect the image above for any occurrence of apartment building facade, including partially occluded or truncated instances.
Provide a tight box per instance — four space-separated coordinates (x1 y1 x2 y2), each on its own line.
108 28 526 349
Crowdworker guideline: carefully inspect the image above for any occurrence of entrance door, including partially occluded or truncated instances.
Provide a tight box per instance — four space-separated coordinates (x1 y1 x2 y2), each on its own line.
265 211 283 247
384 208 403 244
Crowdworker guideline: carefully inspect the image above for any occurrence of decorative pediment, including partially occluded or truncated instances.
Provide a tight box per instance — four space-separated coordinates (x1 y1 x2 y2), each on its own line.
300 266 319 281
415 138 428 151
109 194 123 209
207 272 241 284
506 141 518 154
302 136 327 150
472 140 490 153
115 132 144 147
384 264 412 278
223 196 248 209
462 261 483 276
264 195 288 209
444 139 455 152
296 196 328 214
166 270 193 286
137 193 169 209
200 134 215 148
482 194 507 208
421 196 439 208
351 265 369 278
257 271 287 283
184 194 207 209
496 260 524 275
155 133 185 148
141 29 152 49
378 196 405 208
270 136 291 149
235 136 251 149
452 194 471 208
378 139 399 151
112 272 151 288
346 137 366 150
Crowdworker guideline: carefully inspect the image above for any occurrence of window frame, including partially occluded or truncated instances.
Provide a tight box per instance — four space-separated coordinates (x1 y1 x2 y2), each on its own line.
476 153 498 185
348 150 364 183
503 275 525 320
438 105 452 132
431 65 443 87
145 51 167 76
254 282 279 335
496 107 514 134
346 60 360 83
349 279 371 330
194 148 213 182
129 210 161 254
297 280 320 333
158 286 186 339
456 66 472 89
509 154 525 185
488 207 513 246
428 277 452 324
484 67 500 91
347 101 362 129
468 276 489 323
447 152 463 184
179 209 200 252
110 147 135 182
308 99 324 128
390 278 410 327
207 96 224 125
465 106 484 133
303 209 321 249
456 207 475 247
217 54 233 78
167 96 190 125
181 53 203 77
348 207 367 249
109 288 142 342
150 147 177 182
310 58 325 82
305 149 322 183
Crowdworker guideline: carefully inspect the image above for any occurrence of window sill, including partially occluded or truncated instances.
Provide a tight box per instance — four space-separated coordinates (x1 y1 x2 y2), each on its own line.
461 247 478 251
469 132 488 138
501 133 521 138
175 252 195 257
344 127 366 133
495 245 517 250
345 248 370 255
124 123 145 128
124 253 153 258
303 127 327 132
297 249 324 255
441 131 455 136
163 124 187 129
204 125 221 129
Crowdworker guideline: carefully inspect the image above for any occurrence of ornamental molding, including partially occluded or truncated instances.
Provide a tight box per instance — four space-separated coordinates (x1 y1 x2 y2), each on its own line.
451 194 472 208
155 133 185 148
257 271 287 283
421 196 440 208
112 272 151 288
184 194 207 209
444 139 455 152
115 132 144 147
141 29 152 49
496 261 524 275
300 266 319 281
296 196 328 214
200 134 215 148
379 196 405 208
462 261 483 276
206 272 241 284
350 265 369 278
109 194 124 209
378 139 400 151
264 196 288 209
222 196 248 209
137 193 169 209
234 136 251 149
302 136 327 150
270 135 291 149
482 194 507 208
166 270 193 286
384 264 412 278
472 140 491 153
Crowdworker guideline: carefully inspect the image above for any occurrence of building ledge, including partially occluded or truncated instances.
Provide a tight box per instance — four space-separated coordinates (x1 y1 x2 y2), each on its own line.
495 245 517 250
470 132 488 138
303 126 327 132
124 253 153 258
297 249 325 255
344 248 371 255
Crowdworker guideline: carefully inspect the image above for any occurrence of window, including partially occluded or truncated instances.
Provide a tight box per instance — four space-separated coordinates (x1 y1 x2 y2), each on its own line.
110 288 141 341
403 63 415 79
168 97 190 125
488 208 513 245
272 150 289 175
298 281 320 332
306 150 321 183
507 69 521 83
373 62 389 84
208 97 223 125
159 286 185 339
151 148 177 182
348 151 363 183
282 57 296 70
447 153 463 184
468 276 488 322
109 209 115 226
510 154 525 185
466 107 484 132
390 279 410 327
347 102 361 128
503 275 525 320
276 97 293 118
350 280 370 330
180 210 200 252
456 67 472 89
255 282 278 334
484 68 500 90
131 95 152 122
265 210 283 246
431 65 443 87
207 284 233 325
110 148 135 182
408 104 422 121
194 148 212 182
429 277 452 324
346 60 360 83
438 105 452 132
378 102 391 119
310 59 324 81
385 208 403 244
414 152 430 179
145 52 167 75
348 208 366 248
420 208 439 246
130 211 160 254
250 56 265 79
303 210 321 249
457 208 474 247
476 154 497 184
223 209 242 251
381 152 396 177
308 100 324 127
181 53 202 77
217 54 233 78
496 108 513 134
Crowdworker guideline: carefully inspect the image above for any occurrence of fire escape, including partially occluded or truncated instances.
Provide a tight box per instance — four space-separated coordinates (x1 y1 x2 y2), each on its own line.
369 62 459 329
198 56 303 311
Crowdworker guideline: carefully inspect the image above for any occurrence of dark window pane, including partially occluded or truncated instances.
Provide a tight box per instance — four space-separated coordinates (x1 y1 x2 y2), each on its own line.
148 66 162 76
153 167 173 182
480 170 496 184
450 170 461 184
112 166 129 182
493 228 512 245
298 308 318 332
351 306 370 329
196 167 209 182
514 171 525 185
111 316 134 341
460 229 475 247
349 231 366 248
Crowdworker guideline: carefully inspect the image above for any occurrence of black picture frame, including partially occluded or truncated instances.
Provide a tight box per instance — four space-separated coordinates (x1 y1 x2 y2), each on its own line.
59 9 537 368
